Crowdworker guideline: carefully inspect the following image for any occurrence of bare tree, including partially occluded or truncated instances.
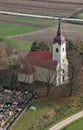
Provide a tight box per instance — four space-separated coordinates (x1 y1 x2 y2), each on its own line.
43 62 58 96
7 55 20 89
67 49 81 96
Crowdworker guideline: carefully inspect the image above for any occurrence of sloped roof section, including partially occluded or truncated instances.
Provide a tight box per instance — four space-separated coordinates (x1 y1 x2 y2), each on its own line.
20 50 57 73
19 63 35 74
26 50 52 61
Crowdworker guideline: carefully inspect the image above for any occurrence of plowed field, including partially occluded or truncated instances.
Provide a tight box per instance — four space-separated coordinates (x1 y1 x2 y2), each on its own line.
0 0 83 17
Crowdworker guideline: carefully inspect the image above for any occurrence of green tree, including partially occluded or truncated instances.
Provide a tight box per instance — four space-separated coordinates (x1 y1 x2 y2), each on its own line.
31 41 49 51
31 41 40 51
75 39 83 56
66 40 75 50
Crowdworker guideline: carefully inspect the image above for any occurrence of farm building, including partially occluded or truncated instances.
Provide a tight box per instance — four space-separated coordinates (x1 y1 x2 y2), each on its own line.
18 20 69 85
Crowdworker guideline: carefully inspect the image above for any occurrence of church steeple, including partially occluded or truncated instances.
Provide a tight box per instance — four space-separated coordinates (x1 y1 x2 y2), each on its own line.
53 19 65 45
52 19 67 62
52 19 69 85
57 19 61 36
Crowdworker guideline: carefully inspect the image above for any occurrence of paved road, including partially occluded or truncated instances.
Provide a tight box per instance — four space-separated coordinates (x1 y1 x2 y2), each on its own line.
49 111 83 130
0 11 83 22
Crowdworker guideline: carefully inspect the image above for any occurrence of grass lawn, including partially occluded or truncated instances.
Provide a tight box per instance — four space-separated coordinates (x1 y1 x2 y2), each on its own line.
11 95 83 130
0 16 56 49
62 117 83 130
9 16 55 26
5 38 32 50
0 23 43 37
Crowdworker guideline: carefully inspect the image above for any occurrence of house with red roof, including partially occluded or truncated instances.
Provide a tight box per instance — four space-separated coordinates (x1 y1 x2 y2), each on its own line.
18 20 69 85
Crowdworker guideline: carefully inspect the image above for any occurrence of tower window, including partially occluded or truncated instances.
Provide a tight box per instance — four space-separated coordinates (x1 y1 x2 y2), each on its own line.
63 76 64 82
56 48 58 52
63 48 64 51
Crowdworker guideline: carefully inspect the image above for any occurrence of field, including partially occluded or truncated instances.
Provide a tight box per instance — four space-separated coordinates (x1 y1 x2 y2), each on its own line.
0 0 83 17
0 14 83 48
0 14 55 49
0 0 83 49
8 22 83 43
5 38 32 50
62 117 83 130
0 14 55 27
0 23 43 37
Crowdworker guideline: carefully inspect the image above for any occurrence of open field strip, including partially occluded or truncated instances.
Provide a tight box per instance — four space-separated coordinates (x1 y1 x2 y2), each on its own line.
0 14 55 49
0 22 43 37
4 38 32 50
0 13 55 50
8 22 83 43
0 11 83 43
9 16 54 26
0 13 83 50
0 14 55 27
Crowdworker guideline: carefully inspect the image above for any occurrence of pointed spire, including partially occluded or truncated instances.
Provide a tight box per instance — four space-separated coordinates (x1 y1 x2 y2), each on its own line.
57 18 61 36
53 18 65 45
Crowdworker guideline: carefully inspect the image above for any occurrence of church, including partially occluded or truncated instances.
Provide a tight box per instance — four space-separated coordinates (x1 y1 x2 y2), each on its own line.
18 20 69 86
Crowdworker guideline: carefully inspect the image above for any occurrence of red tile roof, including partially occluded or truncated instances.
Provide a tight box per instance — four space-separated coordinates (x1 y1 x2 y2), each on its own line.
25 50 52 61
19 64 35 74
19 50 57 74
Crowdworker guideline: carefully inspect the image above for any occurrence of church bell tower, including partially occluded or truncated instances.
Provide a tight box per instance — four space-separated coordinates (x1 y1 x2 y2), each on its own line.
53 19 69 85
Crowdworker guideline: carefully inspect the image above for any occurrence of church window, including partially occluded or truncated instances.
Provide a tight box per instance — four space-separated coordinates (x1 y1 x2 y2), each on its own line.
56 48 58 52
63 48 64 51
63 76 64 82
63 69 64 73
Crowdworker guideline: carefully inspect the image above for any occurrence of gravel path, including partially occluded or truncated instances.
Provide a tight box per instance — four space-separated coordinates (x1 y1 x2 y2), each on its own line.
49 111 83 130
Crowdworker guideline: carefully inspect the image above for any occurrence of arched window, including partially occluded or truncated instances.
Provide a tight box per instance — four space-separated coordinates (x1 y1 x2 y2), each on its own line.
63 48 64 51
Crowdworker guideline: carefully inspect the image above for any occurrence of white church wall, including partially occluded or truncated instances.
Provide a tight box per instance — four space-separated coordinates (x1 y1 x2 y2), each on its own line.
34 66 57 84
18 73 34 84
29 74 34 84
53 43 60 61
53 40 69 85
18 73 25 82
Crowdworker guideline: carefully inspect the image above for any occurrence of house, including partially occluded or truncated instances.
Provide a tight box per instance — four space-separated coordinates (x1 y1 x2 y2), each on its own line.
18 20 69 85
